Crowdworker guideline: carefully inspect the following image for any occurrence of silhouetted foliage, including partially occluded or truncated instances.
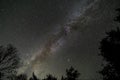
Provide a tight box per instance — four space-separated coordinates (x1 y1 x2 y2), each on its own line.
7 74 27 80
100 28 120 65
61 66 80 80
0 44 20 80
99 64 119 80
15 74 27 80
29 73 39 80
43 74 57 80
0 44 80 80
28 67 80 80
99 8 120 80
99 27 120 80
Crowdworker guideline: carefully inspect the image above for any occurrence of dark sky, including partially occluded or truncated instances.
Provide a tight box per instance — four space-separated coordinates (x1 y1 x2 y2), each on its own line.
0 0 120 79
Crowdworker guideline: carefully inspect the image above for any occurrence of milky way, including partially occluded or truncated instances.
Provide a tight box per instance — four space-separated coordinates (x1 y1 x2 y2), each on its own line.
0 0 120 79
20 0 99 75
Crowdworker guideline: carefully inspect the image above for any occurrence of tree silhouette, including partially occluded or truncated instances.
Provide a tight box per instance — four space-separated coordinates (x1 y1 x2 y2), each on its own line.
28 67 80 80
29 73 39 80
0 44 20 80
42 74 57 80
61 66 80 80
99 8 120 80
15 74 27 80
99 64 119 80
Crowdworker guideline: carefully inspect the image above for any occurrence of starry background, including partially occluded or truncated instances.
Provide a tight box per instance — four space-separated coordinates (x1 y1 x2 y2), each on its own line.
0 0 120 79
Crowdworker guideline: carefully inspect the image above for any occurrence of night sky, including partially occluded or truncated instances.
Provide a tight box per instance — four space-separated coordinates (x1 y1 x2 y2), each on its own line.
0 0 120 79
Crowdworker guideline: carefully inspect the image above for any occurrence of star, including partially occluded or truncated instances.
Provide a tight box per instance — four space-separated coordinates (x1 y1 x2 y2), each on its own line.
67 58 71 62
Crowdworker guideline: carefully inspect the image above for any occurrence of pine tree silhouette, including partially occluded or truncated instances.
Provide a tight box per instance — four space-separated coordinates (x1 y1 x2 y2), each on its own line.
42 74 57 80
16 74 27 80
29 73 39 80
61 66 80 80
